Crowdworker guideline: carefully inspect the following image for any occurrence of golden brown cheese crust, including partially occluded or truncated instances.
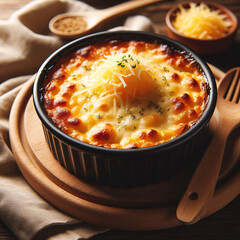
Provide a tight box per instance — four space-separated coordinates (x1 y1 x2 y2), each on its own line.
42 40 208 149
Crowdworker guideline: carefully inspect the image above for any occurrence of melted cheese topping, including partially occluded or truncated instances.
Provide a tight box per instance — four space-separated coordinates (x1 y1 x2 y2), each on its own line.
43 40 208 149
173 2 232 40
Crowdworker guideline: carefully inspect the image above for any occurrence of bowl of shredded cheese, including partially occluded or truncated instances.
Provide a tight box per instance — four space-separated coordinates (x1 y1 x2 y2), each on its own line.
166 1 238 55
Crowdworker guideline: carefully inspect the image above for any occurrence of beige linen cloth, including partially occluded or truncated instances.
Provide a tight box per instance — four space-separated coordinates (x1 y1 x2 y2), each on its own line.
0 0 156 239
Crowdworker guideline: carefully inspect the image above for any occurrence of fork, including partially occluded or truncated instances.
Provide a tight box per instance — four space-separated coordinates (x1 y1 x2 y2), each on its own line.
176 67 240 224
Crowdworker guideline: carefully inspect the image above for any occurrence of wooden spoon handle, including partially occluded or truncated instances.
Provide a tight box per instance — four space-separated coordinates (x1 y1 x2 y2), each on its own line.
99 0 166 20
176 118 231 223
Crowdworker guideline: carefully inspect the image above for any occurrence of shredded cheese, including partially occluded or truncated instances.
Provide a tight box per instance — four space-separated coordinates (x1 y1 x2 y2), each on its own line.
173 2 232 40
86 53 158 106
43 40 208 149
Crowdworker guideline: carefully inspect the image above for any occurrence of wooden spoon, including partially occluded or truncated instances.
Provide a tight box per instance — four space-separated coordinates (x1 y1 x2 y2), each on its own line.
176 67 240 224
49 0 166 39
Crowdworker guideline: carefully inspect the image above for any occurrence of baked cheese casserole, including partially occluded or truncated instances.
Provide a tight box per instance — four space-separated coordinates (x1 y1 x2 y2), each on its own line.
42 40 208 149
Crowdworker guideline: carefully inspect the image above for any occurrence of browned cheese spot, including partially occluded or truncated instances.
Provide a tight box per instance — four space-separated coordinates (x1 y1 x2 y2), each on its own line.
54 99 67 107
147 129 158 138
171 72 179 81
67 117 81 126
174 101 185 112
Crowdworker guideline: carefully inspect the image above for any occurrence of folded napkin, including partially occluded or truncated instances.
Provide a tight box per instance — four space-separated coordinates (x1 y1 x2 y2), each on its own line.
0 0 156 239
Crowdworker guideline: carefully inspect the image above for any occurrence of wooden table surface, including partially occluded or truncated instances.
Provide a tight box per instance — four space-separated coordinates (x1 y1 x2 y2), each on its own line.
0 0 240 239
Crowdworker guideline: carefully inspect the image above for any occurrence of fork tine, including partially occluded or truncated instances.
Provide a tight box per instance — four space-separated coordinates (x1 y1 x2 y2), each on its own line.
224 68 240 102
232 69 240 103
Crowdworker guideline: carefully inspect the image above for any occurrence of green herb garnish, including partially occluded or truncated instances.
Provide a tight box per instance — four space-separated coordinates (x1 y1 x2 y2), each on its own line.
116 55 140 68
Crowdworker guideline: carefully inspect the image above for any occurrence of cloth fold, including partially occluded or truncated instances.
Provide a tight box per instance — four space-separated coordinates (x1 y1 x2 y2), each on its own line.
0 0 156 239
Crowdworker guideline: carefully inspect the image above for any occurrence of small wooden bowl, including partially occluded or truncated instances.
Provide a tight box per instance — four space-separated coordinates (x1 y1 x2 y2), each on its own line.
165 1 238 55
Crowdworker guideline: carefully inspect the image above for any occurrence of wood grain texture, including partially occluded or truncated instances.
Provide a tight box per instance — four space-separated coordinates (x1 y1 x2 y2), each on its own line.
1 0 240 239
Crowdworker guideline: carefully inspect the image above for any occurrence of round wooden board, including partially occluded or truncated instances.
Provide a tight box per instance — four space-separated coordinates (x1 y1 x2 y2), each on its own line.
9 66 240 231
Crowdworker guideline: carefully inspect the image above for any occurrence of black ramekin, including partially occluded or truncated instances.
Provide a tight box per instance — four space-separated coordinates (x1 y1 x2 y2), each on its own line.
33 31 217 188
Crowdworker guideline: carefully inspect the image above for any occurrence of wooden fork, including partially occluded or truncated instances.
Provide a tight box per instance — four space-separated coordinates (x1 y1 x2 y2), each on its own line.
176 67 240 224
